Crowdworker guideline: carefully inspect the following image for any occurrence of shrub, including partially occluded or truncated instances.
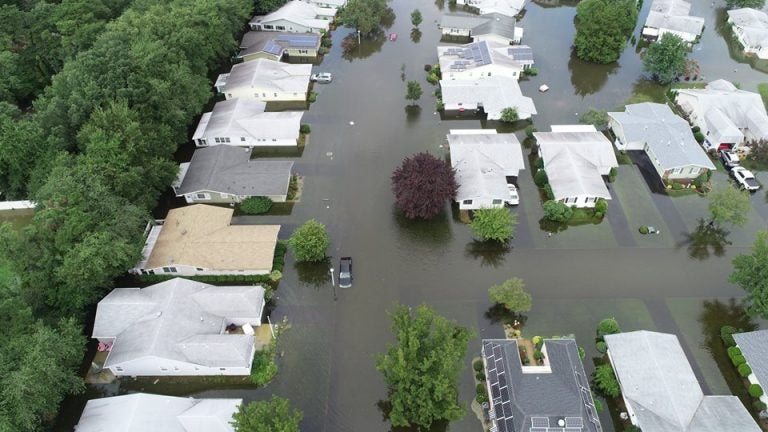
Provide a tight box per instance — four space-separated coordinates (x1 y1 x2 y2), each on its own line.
608 167 617 182
738 363 752 377
593 398 603 413
532 336 543 349
732 354 746 366
578 346 586 360
299 124 311 134
308 91 317 103
476 383 489 403
535 158 544 169
269 270 282 282
543 184 554 200
594 198 608 219
475 371 486 381
593 364 621 398
321 36 332 47
521 355 530 365
435 98 444 111
692 126 700 133
753 400 767 411
471 207 517 242
500 107 519 123
287 175 299 200
240 196 273 215
525 125 537 139
272 241 288 272
671 182 683 190
596 341 608 353
727 346 742 359
597 318 621 336
639 225 649 234
749 384 764 398
424 64 432 72
533 349 545 362
693 131 705 143
473 359 484 372
250 342 278 386
426 72 439 85
543 200 574 222
534 169 548 187
721 325 739 347
524 67 539 76
288 219 330 262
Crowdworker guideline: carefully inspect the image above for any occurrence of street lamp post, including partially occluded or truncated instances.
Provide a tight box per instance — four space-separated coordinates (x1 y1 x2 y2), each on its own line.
329 266 335 286
329 266 337 301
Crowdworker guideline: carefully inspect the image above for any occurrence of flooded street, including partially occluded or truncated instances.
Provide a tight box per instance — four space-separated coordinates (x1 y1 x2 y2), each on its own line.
56 0 768 430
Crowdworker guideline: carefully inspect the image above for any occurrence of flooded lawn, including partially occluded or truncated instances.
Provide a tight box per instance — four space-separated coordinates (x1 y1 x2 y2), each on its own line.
55 0 768 430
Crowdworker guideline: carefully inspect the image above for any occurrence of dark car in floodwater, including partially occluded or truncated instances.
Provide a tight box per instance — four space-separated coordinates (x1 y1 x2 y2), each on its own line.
339 257 352 288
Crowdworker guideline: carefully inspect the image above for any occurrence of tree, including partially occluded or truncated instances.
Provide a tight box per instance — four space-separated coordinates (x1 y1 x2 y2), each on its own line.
488 277 532 313
405 80 422 105
377 305 472 429
338 0 392 35
593 364 621 398
231 396 303 432
391 153 458 219
288 220 329 262
597 318 621 336
726 0 765 9
411 9 422 27
471 207 517 242
574 0 637 64
730 230 768 319
643 33 688 85
500 107 519 123
708 186 751 227
253 0 288 14
580 108 609 129
543 200 574 222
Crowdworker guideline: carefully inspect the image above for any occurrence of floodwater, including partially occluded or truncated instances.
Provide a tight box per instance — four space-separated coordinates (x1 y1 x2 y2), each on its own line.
54 0 768 430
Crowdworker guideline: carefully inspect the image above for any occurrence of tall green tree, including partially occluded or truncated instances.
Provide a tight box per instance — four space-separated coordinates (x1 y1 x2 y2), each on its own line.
574 0 637 64
405 80 422 105
288 219 330 262
730 230 768 319
411 9 422 27
708 186 751 227
726 0 765 9
377 305 472 429
643 33 688 84
471 207 517 242
488 277 532 312
339 0 392 35
231 396 303 432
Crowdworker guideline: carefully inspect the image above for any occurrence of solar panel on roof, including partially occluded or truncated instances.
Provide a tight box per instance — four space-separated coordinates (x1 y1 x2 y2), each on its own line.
565 417 584 428
531 417 550 427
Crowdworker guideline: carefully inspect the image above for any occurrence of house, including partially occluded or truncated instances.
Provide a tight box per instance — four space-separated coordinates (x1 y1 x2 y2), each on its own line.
456 0 527 18
439 13 524 44
642 0 704 43
75 393 241 432
534 125 618 208
676 79 768 150
437 40 534 81
604 331 760 432
215 59 312 103
448 130 525 210
192 99 303 148
727 8 768 60
440 76 537 120
301 0 346 9
608 103 715 183
733 330 768 407
481 338 602 432
248 1 335 33
92 278 266 376
173 146 294 204
238 31 321 62
132 204 280 276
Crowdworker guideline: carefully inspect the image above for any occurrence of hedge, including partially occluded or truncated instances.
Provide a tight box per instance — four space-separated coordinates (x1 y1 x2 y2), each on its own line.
596 341 608 354
749 384 764 398
732 354 747 366
727 346 742 359
721 326 739 347
138 273 272 284
738 363 752 377
272 240 288 273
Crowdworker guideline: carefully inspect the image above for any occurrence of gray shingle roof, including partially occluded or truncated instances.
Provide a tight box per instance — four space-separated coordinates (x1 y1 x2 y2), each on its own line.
605 330 760 432
608 103 715 170
75 393 241 432
481 339 602 432
177 146 293 197
92 278 265 370
734 330 768 391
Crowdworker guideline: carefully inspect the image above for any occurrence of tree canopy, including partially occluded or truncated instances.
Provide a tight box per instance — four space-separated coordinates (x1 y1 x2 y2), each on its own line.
730 230 768 319
338 0 393 35
411 9 422 27
726 0 765 9
500 107 519 123
289 219 330 262
574 0 637 64
580 108 609 129
392 153 458 219
708 186 751 227
231 396 303 432
405 80 422 105
488 278 532 312
643 33 688 84
471 207 517 242
377 304 472 429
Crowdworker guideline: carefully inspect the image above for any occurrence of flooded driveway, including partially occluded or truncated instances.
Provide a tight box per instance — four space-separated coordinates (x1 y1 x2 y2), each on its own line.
57 0 768 430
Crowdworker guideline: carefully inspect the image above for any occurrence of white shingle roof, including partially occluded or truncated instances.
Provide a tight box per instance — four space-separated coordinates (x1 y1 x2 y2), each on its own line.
192 99 302 142
728 8 768 48
218 59 311 94
461 0 526 17
75 393 241 432
249 0 335 29
645 0 704 37
440 76 537 120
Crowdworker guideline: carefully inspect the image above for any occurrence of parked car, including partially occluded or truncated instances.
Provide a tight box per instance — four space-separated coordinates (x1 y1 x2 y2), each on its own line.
311 72 332 83
506 184 520 206
731 167 761 191
339 257 353 288
719 150 740 170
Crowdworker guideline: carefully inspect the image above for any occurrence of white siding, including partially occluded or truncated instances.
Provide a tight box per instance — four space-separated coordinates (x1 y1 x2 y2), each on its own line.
106 355 254 377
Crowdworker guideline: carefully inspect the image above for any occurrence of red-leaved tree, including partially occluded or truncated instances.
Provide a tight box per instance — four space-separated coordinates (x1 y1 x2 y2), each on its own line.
391 152 457 219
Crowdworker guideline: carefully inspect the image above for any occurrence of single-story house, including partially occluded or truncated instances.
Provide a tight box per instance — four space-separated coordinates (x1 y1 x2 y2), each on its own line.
481 338 602 432
301 0 346 9
733 330 768 407
192 99 302 148
727 8 768 60
676 79 768 150
440 76 536 120
75 393 241 432
534 125 618 208
439 13 523 45
92 278 266 377
605 331 761 432
642 0 704 43
449 130 525 210
238 31 321 62
249 0 335 33
437 40 534 81
215 58 312 103
456 0 526 18
132 204 280 276
608 103 715 182
173 146 294 204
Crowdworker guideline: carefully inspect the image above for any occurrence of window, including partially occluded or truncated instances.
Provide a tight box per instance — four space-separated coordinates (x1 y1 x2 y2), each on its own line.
272 138 277 142
162 267 171 273
160 367 168 371
116 367 123 372
195 193 210 200
198 139 207 146
196 267 204 271
263 25 273 30
462 199 473 205
219 368 227 371
492 199 503 205
262 93 266 97
168 267 177 273
274 93 278 97
276 26 286 30
241 137 246 141
689 167 700 174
